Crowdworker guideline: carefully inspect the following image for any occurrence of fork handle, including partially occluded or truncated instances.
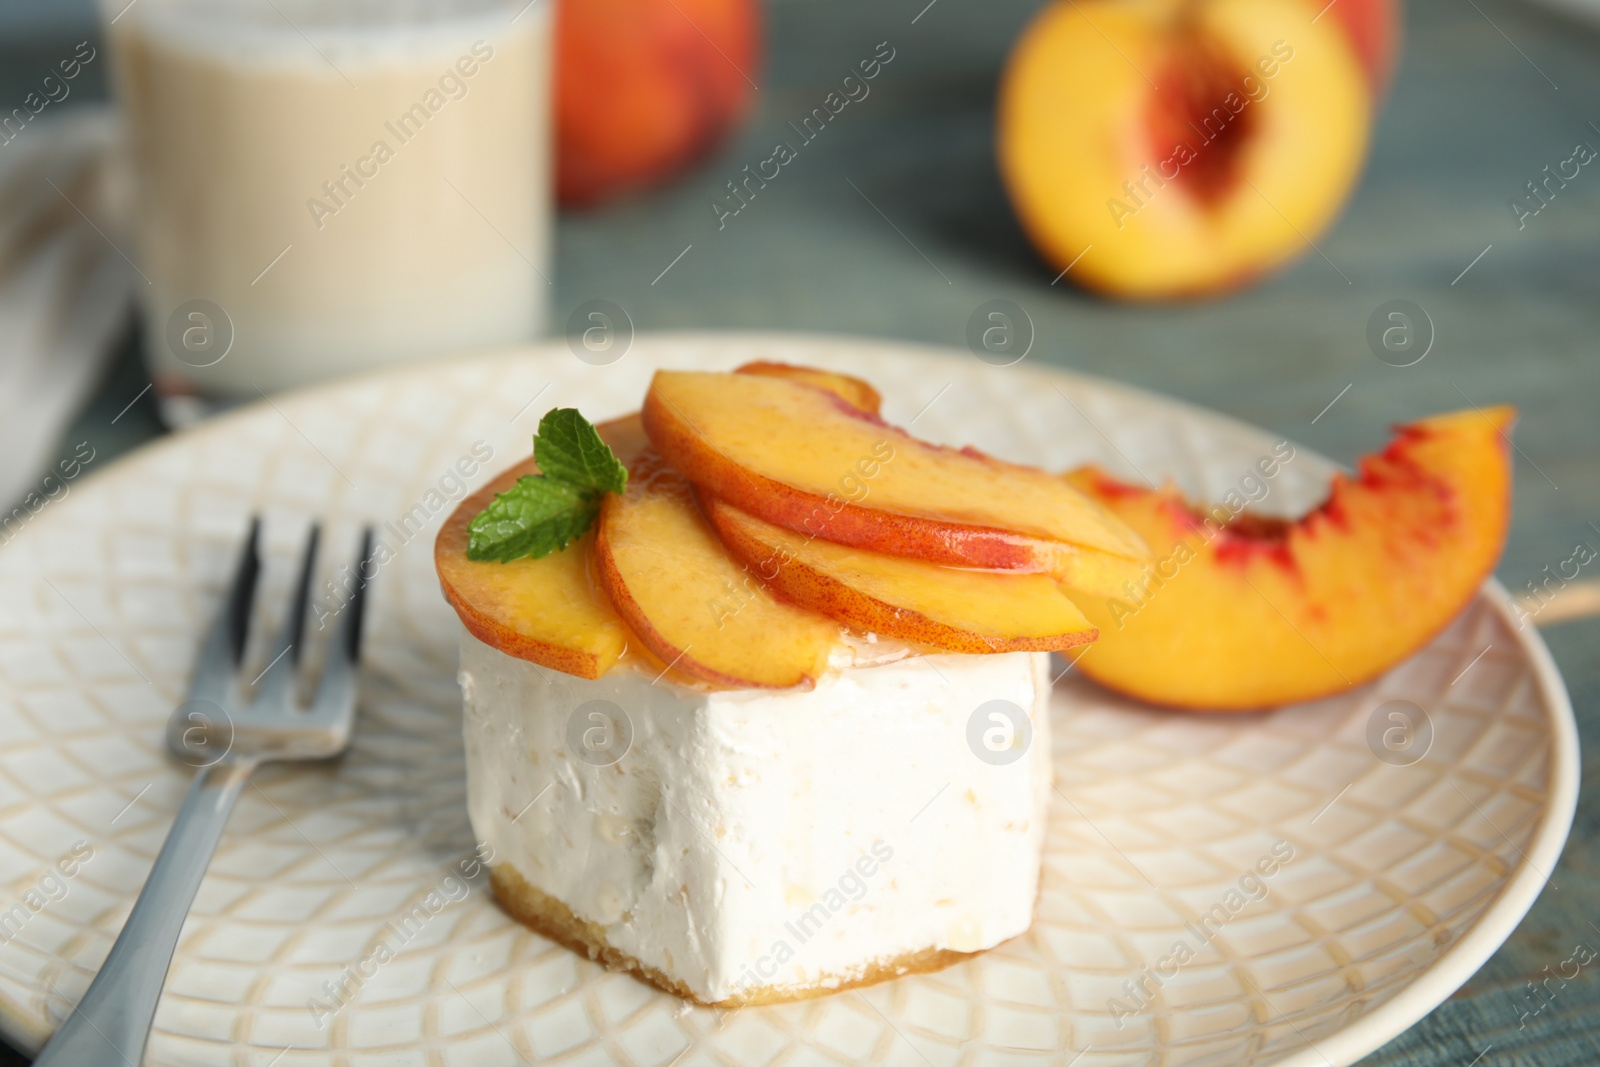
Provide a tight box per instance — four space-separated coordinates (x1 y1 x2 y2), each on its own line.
35 758 256 1067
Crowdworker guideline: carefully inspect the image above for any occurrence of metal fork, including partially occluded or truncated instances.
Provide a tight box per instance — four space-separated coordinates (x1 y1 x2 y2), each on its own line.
35 518 374 1067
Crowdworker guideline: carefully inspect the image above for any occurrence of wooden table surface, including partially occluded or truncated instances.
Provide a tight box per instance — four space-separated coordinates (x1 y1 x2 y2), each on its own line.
3 0 1597 1061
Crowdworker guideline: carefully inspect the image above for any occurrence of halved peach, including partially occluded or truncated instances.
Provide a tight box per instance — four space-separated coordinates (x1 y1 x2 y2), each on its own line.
997 0 1370 298
595 450 839 689
434 415 648 679
734 361 882 414
1061 407 1514 709
704 496 1097 654
643 370 1149 587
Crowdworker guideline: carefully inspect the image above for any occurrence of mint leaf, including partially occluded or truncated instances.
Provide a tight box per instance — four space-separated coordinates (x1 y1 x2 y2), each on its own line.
465 410 628 563
534 408 628 495
466 477 598 562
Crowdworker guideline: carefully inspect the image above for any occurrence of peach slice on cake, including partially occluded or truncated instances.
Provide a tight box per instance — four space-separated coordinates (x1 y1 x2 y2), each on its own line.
434 416 648 679
1062 407 1514 709
642 370 1148 593
596 449 839 689
704 496 1097 654
733 361 883 414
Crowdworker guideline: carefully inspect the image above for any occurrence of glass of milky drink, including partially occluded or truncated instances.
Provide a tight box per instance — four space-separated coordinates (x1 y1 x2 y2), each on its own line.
102 0 550 405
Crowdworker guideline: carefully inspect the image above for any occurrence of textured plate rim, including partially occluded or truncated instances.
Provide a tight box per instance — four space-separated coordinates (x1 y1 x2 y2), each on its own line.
0 329 1579 1066
1267 574 1577 1067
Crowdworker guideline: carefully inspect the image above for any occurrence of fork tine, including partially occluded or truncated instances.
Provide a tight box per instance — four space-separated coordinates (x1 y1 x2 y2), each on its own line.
187 516 260 706
341 527 375 664
256 524 320 708
309 527 375 724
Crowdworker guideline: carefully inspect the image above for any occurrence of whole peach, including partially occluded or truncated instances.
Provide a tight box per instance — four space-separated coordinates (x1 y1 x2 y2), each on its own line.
555 0 760 207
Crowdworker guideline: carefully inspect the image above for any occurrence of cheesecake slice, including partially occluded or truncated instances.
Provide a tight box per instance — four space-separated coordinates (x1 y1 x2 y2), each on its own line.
436 364 1146 1004
460 630 1052 1005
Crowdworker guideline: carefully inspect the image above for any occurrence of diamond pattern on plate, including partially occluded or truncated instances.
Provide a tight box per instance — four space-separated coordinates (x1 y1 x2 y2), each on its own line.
0 336 1575 1066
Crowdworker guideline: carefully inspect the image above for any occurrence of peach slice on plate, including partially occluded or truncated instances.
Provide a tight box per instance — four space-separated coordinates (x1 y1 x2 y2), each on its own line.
642 370 1149 591
704 496 1098 654
1062 407 1515 709
596 449 839 689
733 361 883 414
434 416 649 679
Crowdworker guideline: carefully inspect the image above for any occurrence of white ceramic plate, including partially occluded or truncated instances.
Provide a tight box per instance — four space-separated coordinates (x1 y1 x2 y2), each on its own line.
0 334 1577 1067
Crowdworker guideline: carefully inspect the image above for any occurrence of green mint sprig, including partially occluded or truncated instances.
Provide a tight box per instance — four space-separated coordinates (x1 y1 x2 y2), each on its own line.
466 409 628 563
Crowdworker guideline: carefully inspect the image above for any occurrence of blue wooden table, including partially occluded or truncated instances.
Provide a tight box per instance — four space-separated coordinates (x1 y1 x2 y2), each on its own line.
2 0 1597 1061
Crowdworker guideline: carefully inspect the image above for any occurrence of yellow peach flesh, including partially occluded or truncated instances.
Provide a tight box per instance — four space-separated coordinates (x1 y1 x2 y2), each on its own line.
998 0 1370 297
596 451 839 689
644 370 1148 575
706 496 1098 654
1063 407 1514 708
432 416 649 679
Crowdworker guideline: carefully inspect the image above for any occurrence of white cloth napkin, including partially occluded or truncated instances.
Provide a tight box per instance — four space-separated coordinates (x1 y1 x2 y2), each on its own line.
0 106 136 511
